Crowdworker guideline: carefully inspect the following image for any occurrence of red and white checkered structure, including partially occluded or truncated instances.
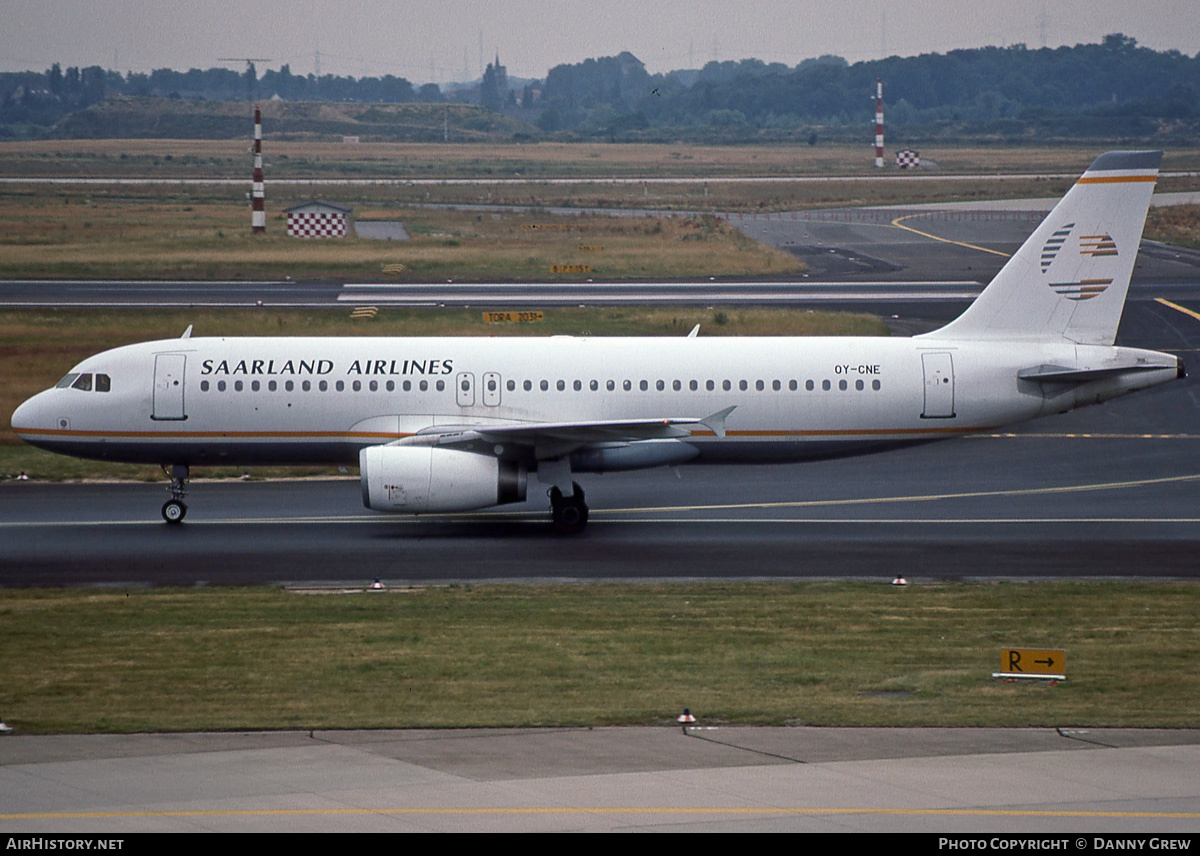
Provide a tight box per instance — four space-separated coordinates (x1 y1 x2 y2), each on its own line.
895 149 920 169
287 212 348 238
874 78 884 168
252 104 265 234
284 201 353 238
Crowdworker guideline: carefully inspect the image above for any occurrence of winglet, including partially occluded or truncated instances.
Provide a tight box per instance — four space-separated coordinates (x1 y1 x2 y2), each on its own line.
687 324 700 338
700 405 736 439
181 325 193 339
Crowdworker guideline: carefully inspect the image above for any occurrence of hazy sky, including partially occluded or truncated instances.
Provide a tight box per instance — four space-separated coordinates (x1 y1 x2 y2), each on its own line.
3 1 1199 83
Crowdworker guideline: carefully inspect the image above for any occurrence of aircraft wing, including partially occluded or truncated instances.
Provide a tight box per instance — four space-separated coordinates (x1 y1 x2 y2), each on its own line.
397 407 736 456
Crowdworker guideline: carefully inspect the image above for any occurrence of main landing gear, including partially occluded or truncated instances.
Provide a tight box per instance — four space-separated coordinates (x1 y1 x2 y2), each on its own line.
549 482 588 535
161 464 189 524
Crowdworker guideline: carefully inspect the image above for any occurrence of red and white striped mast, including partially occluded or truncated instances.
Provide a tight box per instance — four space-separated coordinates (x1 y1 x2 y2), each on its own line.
251 104 265 233
874 78 884 168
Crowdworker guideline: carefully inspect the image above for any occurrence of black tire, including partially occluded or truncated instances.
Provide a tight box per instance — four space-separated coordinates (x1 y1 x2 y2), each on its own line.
162 499 187 524
552 498 588 534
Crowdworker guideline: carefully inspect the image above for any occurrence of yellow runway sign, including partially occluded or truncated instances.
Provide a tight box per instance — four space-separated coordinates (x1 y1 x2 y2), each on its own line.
997 648 1066 679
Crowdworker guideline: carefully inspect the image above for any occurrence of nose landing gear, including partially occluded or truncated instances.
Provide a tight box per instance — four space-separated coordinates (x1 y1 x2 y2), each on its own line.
161 464 189 524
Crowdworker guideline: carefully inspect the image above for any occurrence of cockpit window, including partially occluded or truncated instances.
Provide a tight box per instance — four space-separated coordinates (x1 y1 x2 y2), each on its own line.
95 374 111 392
70 373 93 391
55 373 80 389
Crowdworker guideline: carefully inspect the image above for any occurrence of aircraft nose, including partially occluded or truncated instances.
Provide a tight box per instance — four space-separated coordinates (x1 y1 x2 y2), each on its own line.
11 392 50 438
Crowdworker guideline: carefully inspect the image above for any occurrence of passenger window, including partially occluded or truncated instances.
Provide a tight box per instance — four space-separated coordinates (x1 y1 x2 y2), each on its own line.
71 374 93 391
96 374 111 392
201 380 210 392
218 380 227 392
772 380 780 391
672 380 681 391
507 380 515 391
436 380 445 392
352 380 361 392
607 380 615 391
386 380 394 392
303 380 312 392
873 380 881 391
269 380 278 392
738 380 747 391
488 379 497 392
640 380 648 391
235 380 244 392
541 380 549 391
336 380 344 392
285 380 295 392
839 380 848 391
590 380 598 391
252 380 261 391
573 380 581 391
368 380 377 392
419 380 428 391
822 380 831 391
789 380 797 391
404 380 412 392
690 380 698 391
856 380 864 391
623 380 632 391
755 380 764 391
320 380 329 392
806 380 815 391
524 380 532 391
557 380 565 391
706 380 715 391
722 380 731 391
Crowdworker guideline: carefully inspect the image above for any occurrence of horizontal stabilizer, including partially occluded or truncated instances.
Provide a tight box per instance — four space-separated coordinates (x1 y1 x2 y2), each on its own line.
1018 361 1175 383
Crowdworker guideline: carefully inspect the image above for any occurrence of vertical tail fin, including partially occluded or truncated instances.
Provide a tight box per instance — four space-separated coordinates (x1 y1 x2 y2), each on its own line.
922 151 1161 345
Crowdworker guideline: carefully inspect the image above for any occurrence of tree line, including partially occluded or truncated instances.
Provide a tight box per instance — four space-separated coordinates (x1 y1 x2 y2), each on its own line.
3 35 1197 142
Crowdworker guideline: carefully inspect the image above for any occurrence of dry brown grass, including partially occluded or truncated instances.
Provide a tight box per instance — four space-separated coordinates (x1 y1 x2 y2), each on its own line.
0 181 804 280
5 140 1199 180
1146 204 1200 250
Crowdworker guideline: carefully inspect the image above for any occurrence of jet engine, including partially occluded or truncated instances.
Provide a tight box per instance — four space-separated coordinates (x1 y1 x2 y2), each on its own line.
360 445 526 513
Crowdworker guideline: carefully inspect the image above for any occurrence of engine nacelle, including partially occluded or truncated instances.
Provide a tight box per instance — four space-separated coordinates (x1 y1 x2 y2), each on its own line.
360 446 526 513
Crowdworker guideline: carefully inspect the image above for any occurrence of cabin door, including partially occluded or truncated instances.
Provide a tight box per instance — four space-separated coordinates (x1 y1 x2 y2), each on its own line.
920 352 955 419
152 353 188 421
483 372 501 406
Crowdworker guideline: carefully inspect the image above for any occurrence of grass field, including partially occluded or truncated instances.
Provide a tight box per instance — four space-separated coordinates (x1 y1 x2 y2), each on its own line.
1 582 1196 733
4 141 1199 282
5 139 1200 179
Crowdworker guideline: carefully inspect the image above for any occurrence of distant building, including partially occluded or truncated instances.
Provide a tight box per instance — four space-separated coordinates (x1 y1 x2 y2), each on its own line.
284 200 353 238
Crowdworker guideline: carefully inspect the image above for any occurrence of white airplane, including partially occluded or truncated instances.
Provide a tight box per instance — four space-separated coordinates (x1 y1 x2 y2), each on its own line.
11 151 1182 532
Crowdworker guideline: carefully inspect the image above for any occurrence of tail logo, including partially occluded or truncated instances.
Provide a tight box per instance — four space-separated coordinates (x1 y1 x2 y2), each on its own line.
1079 234 1119 257
1040 223 1075 272
1047 278 1113 301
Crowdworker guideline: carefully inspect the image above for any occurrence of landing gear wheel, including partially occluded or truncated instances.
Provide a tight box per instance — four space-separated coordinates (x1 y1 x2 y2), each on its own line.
162 463 190 525
162 499 187 524
549 482 589 534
